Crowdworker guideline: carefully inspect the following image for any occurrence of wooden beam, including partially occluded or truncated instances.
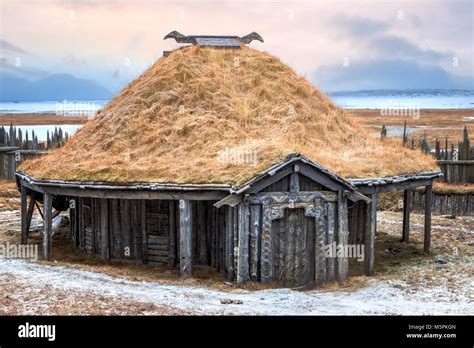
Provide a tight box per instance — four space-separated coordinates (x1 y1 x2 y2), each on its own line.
424 184 432 254
236 203 250 283
43 192 53 261
179 199 192 277
99 198 109 261
19 180 227 201
356 179 432 194
365 192 376 276
35 201 44 221
402 189 411 242
20 184 28 244
25 196 35 238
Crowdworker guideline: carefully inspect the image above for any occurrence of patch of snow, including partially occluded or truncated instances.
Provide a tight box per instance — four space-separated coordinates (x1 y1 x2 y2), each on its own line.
0 257 472 315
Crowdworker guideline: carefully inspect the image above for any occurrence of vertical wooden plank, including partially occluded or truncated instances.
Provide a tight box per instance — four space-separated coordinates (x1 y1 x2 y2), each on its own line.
260 204 273 283
43 192 53 261
424 184 432 254
249 204 261 281
179 199 192 277
315 201 327 285
402 189 411 242
289 172 299 192
197 201 207 264
336 191 349 281
232 205 239 278
225 206 234 279
236 203 250 283
168 200 176 266
326 202 336 281
100 198 109 261
141 200 148 264
20 183 27 244
365 193 376 276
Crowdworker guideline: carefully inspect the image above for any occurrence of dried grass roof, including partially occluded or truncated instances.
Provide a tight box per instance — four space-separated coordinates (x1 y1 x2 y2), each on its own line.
20 46 437 186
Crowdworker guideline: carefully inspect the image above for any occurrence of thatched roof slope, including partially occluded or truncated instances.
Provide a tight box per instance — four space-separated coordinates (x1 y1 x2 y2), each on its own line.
19 46 437 186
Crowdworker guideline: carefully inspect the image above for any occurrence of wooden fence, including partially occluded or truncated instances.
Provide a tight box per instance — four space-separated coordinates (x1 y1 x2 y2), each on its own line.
0 123 68 180
381 124 474 184
411 188 474 216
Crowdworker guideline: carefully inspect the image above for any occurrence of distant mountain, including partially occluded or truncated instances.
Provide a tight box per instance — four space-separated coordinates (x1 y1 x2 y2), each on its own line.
0 73 113 101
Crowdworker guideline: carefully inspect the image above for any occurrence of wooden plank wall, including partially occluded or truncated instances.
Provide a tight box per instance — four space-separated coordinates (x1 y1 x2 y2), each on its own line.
69 197 233 275
411 190 474 216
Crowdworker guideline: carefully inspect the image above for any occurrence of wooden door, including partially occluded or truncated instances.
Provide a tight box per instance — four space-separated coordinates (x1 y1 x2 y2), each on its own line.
271 208 316 288
145 200 172 264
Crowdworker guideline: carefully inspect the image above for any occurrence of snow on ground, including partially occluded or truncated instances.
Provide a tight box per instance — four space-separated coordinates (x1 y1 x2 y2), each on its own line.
1 257 472 315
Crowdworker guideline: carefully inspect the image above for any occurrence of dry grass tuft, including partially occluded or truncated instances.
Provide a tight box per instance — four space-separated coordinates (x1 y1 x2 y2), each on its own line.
20 46 437 185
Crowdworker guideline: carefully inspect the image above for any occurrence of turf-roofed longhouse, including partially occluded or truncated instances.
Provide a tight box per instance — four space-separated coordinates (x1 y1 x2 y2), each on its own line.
16 32 442 288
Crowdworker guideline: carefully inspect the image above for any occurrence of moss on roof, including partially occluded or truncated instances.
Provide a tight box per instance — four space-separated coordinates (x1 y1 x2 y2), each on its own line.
20 46 437 186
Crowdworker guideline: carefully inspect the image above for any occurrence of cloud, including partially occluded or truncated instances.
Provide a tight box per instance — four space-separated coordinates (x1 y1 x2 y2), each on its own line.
0 40 29 54
334 16 390 37
368 35 450 63
311 59 473 91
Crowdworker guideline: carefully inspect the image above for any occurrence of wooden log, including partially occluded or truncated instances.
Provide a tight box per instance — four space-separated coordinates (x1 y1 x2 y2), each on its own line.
43 192 53 261
179 199 192 277
402 189 411 242
20 183 28 244
249 204 261 281
236 203 250 283
365 192 376 276
424 184 432 254
336 191 349 281
100 198 109 260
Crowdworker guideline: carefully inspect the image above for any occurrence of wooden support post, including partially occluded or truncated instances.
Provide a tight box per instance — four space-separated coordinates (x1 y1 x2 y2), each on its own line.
25 196 35 238
99 198 109 261
336 191 349 281
179 199 192 277
236 203 250 283
325 202 336 281
402 189 411 242
424 184 432 254
249 205 261 281
365 192 376 276
43 192 53 261
20 183 28 244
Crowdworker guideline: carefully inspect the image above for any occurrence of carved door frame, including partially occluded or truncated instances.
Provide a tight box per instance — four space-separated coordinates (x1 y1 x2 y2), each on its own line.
247 191 337 285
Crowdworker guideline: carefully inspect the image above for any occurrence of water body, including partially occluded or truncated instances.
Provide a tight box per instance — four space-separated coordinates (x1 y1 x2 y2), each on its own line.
1 124 82 142
327 89 474 109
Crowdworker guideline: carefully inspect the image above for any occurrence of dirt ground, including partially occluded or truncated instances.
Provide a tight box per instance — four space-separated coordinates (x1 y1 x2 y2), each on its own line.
348 108 473 146
0 113 87 126
0 181 472 315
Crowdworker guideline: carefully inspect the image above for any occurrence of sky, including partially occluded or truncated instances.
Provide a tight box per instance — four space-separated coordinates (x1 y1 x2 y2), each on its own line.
0 0 473 95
